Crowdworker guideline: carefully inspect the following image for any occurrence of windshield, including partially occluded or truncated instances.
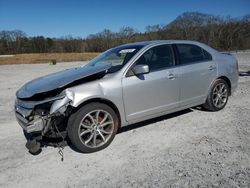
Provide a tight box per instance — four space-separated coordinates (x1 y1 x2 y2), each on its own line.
86 45 143 73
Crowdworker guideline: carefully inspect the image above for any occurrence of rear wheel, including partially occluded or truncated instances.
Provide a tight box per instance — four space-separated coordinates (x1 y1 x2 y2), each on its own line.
67 103 119 153
203 79 229 111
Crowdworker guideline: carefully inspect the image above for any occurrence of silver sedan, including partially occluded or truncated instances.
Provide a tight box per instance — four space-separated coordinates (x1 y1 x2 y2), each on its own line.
15 40 238 153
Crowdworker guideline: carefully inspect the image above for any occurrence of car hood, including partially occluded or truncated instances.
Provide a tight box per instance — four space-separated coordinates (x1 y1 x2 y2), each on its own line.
16 64 112 100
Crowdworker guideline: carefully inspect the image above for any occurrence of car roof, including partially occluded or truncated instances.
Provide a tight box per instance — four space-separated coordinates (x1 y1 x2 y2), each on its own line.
118 40 218 54
118 40 205 48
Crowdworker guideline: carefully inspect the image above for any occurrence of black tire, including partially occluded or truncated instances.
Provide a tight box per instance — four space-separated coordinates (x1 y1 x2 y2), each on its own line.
203 79 230 111
67 102 119 153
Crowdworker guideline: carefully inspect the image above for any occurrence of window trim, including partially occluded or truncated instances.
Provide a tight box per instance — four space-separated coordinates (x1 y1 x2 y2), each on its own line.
125 44 176 77
174 43 213 67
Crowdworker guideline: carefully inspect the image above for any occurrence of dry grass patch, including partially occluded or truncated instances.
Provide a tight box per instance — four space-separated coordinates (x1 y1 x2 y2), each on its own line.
0 53 99 65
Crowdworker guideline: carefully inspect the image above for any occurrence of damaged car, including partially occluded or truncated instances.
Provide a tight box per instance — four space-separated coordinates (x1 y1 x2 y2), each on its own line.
15 40 238 154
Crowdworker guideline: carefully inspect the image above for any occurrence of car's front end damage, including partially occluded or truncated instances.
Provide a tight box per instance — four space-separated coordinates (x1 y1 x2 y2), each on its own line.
15 89 74 154
15 63 111 154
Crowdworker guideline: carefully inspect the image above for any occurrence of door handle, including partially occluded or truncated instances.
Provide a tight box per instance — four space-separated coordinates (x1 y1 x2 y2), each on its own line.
167 73 176 80
208 65 215 71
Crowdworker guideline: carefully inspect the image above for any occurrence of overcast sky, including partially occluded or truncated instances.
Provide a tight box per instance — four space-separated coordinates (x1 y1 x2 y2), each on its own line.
0 0 249 38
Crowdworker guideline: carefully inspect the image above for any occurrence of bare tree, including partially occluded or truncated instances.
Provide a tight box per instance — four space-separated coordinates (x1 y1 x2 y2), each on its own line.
0 12 250 54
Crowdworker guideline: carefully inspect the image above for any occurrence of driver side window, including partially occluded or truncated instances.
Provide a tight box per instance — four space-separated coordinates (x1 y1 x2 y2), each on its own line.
135 44 174 72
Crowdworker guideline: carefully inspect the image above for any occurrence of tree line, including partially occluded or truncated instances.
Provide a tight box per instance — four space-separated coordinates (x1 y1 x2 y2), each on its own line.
0 12 250 54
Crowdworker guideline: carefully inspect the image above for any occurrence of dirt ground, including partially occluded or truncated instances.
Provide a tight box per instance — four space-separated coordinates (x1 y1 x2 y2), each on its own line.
0 54 249 188
0 53 99 65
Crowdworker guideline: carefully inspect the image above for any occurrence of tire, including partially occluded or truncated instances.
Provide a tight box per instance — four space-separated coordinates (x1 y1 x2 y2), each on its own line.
67 102 119 153
203 79 230 111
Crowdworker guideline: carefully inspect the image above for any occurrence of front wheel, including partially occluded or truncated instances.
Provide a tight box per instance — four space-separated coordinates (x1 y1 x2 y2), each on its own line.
203 79 230 111
67 103 119 153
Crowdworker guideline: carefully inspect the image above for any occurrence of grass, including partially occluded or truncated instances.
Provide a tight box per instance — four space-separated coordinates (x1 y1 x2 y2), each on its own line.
0 52 100 65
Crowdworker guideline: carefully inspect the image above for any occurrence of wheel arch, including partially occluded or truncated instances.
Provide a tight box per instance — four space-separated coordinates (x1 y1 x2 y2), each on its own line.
217 76 232 95
70 98 121 127
205 75 232 101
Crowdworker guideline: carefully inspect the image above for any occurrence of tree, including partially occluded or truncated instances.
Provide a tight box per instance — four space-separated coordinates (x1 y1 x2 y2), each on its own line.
1 12 250 54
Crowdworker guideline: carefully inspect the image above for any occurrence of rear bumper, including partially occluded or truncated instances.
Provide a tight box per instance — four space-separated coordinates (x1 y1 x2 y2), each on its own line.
230 71 238 95
231 81 238 94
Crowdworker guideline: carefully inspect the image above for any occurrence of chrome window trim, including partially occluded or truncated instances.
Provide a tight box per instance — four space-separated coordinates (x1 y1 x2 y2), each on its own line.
124 43 176 77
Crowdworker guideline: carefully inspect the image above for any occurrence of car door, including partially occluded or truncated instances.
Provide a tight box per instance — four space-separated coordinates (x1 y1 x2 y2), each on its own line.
122 44 180 122
175 44 217 106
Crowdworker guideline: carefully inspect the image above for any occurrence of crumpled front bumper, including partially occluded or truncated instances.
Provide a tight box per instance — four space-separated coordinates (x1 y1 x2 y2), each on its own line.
15 92 73 134
15 104 46 133
15 92 73 154
15 112 46 133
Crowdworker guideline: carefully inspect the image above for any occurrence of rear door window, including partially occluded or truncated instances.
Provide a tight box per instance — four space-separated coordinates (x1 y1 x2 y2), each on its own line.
176 44 212 64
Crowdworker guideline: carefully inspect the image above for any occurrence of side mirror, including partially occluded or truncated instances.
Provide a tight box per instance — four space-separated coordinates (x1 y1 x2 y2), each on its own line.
132 64 149 75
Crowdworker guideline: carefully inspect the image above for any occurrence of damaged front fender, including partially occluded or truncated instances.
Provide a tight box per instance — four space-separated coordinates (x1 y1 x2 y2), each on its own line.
49 89 74 114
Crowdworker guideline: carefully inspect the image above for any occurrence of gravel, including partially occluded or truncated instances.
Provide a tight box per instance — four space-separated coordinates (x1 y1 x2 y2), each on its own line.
0 54 249 188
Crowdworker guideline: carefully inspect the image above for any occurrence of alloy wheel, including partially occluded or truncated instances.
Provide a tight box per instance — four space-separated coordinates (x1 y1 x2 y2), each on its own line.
212 83 228 108
78 110 114 148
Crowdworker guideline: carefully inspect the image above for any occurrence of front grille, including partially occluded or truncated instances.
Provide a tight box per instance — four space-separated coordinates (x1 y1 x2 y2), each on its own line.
15 113 29 129
15 98 48 133
15 98 33 130
15 104 33 119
